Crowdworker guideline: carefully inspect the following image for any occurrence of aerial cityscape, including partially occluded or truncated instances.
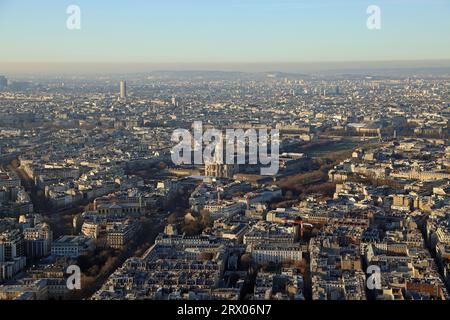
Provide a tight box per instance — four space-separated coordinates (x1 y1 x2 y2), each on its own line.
1 0 450 305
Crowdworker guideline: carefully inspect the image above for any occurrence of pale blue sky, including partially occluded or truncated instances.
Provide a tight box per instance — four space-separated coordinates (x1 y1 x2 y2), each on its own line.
0 0 449 68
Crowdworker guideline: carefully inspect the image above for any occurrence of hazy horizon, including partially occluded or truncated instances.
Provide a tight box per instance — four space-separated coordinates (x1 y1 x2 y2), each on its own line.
1 59 450 77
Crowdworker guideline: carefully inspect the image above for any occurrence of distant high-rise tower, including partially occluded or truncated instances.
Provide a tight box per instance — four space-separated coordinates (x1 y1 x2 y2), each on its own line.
0 76 7 89
119 80 127 99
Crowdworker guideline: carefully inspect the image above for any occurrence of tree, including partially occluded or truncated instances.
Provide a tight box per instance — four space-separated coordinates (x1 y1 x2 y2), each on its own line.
200 210 212 228
181 220 203 236
240 253 253 270
198 252 214 261
158 161 167 170
293 259 308 273
167 213 178 224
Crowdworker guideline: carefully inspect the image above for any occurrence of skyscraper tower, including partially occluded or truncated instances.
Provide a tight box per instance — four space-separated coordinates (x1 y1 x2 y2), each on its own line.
0 76 7 90
119 80 127 99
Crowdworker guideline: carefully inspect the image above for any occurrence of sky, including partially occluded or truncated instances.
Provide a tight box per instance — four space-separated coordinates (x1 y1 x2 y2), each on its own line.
0 0 449 73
